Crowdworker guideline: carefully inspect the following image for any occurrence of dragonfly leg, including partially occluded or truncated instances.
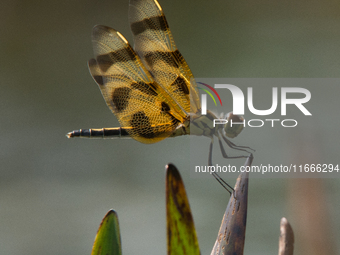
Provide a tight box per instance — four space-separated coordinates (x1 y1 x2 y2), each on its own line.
208 138 235 196
220 130 255 153
217 132 249 159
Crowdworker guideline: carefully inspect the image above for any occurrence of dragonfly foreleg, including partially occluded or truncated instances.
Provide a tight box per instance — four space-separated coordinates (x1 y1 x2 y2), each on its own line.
220 129 255 154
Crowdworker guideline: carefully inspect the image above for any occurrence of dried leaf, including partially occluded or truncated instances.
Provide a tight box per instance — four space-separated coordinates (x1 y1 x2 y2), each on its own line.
278 217 294 255
210 154 253 255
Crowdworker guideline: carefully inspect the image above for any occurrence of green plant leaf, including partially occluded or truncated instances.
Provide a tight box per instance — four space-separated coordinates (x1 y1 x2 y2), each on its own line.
91 209 122 255
210 154 253 255
166 163 200 255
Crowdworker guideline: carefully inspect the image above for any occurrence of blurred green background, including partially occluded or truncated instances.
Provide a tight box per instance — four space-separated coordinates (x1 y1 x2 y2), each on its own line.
1 0 339 254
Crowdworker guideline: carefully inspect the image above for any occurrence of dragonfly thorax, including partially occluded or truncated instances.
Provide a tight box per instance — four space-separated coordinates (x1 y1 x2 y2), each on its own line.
189 111 219 138
187 111 245 139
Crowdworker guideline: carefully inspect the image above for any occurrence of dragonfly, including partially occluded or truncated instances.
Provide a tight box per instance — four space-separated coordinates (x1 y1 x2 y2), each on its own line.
67 0 253 192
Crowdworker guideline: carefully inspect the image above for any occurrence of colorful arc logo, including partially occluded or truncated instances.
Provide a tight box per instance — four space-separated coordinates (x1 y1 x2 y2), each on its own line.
197 82 223 106
198 82 222 115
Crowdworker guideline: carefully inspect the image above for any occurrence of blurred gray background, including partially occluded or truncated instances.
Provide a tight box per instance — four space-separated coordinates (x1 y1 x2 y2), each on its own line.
1 0 340 254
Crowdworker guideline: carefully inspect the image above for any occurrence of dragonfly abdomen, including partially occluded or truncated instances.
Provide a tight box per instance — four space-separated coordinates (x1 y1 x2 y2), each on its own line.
66 128 130 139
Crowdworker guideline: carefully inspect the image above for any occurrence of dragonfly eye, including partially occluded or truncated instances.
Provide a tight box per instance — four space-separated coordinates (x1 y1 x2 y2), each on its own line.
224 112 244 138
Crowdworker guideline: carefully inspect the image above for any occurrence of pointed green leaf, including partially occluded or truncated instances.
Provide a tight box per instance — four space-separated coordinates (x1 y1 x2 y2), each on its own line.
210 154 253 255
91 209 122 255
166 164 200 255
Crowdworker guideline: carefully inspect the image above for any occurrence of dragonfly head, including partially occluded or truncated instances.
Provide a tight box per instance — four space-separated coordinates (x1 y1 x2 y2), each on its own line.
223 112 244 138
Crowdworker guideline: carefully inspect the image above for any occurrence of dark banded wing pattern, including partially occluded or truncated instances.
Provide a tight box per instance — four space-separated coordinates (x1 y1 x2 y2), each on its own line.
129 0 201 114
89 25 188 143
